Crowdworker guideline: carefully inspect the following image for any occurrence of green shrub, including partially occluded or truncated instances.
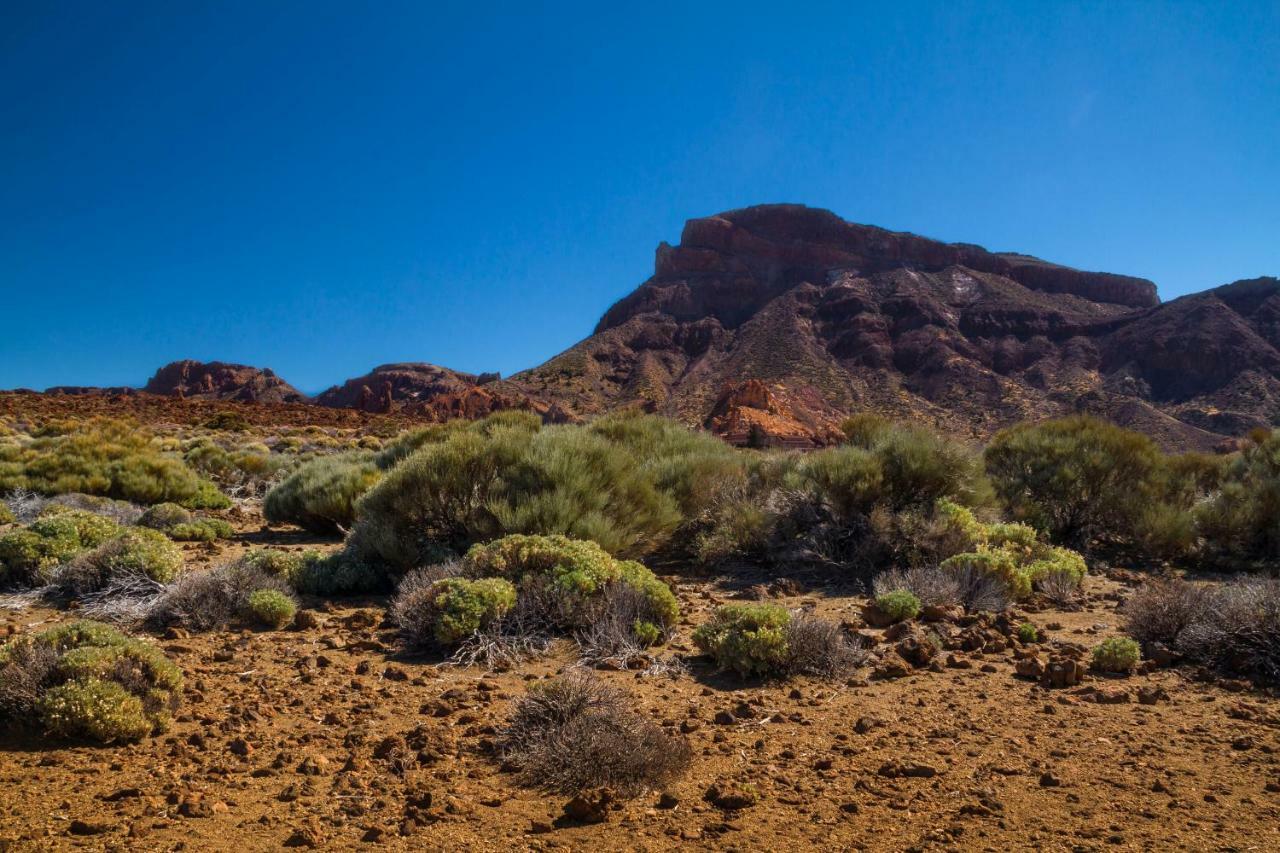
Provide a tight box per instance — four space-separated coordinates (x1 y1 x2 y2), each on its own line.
0 621 181 743
874 590 921 623
0 509 127 587
1196 432 1280 569
239 547 312 579
632 620 662 647
941 550 1029 599
56 528 184 595
1025 546 1088 590
984 416 1165 548
168 518 235 542
246 589 298 629
1018 622 1039 643
287 549 387 597
137 502 193 532
393 575 517 648
462 534 678 629
264 452 382 535
1091 636 1141 673
693 604 792 677
0 418 228 508
0 504 15 526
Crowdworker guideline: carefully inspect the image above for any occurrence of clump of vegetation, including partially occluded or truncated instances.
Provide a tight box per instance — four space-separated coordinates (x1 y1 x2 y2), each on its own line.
52 528 184 597
1124 576 1280 684
0 503 15 526
137 502 193 532
462 534 679 631
0 418 229 508
0 508 127 587
501 672 691 797
287 548 388 596
392 573 517 649
263 452 382 535
1196 431 1280 570
1018 622 1039 643
1091 636 1141 673
693 604 792 678
0 621 182 743
874 589 921 623
167 518 235 542
150 559 294 632
246 588 298 629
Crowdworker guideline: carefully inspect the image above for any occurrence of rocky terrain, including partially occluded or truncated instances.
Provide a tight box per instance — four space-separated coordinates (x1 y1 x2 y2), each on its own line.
1 508 1278 852
12 206 1280 450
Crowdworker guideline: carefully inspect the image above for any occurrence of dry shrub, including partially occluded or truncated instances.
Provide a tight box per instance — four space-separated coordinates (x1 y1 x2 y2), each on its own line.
149 561 292 632
1122 579 1211 647
872 565 962 609
783 612 867 678
574 582 670 668
946 561 1012 612
1037 567 1085 607
502 671 690 797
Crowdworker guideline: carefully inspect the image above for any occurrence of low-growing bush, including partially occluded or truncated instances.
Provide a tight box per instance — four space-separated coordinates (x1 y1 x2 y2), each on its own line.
1122 578 1212 647
1196 432 1280 570
693 604 791 677
0 508 127 587
264 452 382 535
783 612 867 678
246 588 298 629
1091 637 1141 673
872 564 961 609
392 572 516 649
287 548 388 596
462 535 679 631
941 550 1029 599
149 560 293 632
137 502 193 532
501 672 691 796
1018 622 1039 643
52 528 184 597
0 418 229 509
874 590 921 623
0 503 14 526
168 518 235 542
0 621 181 743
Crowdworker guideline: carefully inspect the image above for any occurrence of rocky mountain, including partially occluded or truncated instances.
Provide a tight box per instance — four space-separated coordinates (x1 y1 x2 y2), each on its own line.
314 362 570 423
143 360 308 404
515 205 1279 450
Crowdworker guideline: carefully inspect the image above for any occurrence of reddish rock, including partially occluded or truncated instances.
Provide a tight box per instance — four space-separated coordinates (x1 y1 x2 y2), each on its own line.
144 360 307 404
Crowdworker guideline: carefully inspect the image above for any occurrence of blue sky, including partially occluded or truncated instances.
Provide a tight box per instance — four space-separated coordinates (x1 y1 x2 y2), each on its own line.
2 1 1277 393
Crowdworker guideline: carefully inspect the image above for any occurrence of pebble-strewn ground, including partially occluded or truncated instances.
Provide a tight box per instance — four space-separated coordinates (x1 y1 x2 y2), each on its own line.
1 511 1279 852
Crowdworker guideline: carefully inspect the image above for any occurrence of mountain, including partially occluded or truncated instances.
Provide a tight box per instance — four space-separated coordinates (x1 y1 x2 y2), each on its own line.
514 204 1279 449
314 362 570 423
143 360 308 404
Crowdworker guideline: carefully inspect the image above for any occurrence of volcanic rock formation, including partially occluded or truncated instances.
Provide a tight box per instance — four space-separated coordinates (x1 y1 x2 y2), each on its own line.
516 205 1279 449
144 360 307 404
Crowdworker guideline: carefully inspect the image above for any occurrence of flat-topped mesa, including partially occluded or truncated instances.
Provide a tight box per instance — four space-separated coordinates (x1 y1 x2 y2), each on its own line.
598 205 1157 333
143 360 307 404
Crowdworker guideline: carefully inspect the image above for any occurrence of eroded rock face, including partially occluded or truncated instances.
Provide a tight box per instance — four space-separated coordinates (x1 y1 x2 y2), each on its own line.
143 361 307 404
515 205 1279 449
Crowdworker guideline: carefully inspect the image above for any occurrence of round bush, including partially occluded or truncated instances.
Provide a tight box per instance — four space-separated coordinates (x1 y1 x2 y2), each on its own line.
137 502 193 532
88 528 184 584
941 550 1029 599
264 452 382 535
393 575 516 648
874 590 921 623
1018 622 1039 643
0 620 182 743
246 589 298 629
1092 636 1141 673
168 518 235 542
693 604 792 677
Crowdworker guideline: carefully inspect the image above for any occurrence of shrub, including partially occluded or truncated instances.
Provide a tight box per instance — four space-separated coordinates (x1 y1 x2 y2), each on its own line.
1196 432 1280 570
0 621 181 743
501 672 690 796
137 502 193 532
53 528 184 596
168 519 235 542
0 503 14 525
941 550 1029 599
462 535 679 630
0 418 229 509
1018 622 1039 643
872 565 962 609
264 452 381 535
693 604 791 677
246 589 298 629
1026 546 1088 590
1122 578 1211 647
392 573 517 649
0 508 128 587
149 560 292 632
783 612 867 678
287 548 387 597
985 416 1167 548
874 590 921 623
1091 637 1141 673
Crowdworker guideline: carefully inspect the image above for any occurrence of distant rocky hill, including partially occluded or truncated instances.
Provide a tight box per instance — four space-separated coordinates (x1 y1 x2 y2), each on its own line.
514 205 1279 450
143 360 308 404
18 205 1279 451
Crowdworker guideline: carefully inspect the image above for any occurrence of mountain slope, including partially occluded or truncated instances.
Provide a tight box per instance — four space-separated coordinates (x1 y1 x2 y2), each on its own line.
515 205 1277 449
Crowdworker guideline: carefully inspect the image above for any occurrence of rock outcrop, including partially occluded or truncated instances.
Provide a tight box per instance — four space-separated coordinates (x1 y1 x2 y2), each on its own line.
515 205 1278 449
143 361 307 404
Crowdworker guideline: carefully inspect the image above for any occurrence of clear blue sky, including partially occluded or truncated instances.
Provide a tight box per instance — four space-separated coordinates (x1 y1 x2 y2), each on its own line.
2 1 1277 393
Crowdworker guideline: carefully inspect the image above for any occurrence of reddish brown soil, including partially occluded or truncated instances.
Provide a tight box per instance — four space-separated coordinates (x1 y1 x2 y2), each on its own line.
1 508 1278 852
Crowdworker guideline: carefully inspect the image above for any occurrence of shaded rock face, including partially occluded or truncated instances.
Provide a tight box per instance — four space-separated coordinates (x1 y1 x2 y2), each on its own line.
516 205 1278 449
143 361 307 404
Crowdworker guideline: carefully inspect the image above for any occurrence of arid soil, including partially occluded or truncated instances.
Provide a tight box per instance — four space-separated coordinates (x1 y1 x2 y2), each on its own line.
1 503 1278 852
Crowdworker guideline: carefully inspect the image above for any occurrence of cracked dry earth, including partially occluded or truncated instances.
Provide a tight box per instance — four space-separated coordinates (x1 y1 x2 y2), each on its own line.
1 531 1279 852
